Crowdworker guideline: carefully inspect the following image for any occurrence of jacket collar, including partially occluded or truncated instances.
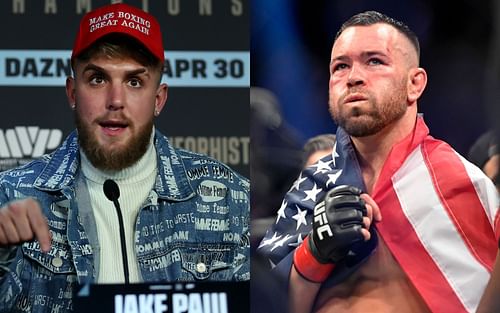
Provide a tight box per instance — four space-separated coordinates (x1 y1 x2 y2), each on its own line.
152 129 196 201
34 130 80 191
34 129 196 201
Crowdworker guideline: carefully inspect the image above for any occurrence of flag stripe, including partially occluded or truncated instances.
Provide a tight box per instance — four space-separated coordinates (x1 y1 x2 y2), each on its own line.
376 186 466 312
495 212 500 239
422 140 497 270
455 153 499 230
392 145 490 312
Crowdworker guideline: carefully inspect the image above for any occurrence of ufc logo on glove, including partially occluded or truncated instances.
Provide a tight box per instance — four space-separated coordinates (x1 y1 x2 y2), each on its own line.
313 201 333 240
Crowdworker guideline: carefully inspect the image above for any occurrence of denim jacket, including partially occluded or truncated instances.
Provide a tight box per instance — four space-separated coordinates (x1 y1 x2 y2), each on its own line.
0 129 250 313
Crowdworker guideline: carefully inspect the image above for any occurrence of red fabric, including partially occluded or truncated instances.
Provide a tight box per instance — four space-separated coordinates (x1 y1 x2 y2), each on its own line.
371 117 497 312
71 3 164 62
374 183 469 312
422 138 497 270
495 212 500 241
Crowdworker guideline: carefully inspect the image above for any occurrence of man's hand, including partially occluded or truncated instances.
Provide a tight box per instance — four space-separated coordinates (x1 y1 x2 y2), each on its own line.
293 185 382 282
0 198 51 252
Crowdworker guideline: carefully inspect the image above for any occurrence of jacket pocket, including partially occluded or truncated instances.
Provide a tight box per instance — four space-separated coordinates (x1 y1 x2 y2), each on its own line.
6 243 78 313
178 244 241 280
21 242 75 274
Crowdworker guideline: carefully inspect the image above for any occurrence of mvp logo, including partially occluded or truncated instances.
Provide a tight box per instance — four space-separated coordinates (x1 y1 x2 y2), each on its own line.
0 127 62 158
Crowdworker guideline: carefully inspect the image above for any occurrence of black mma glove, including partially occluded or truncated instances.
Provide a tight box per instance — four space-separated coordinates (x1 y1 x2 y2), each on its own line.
293 185 367 282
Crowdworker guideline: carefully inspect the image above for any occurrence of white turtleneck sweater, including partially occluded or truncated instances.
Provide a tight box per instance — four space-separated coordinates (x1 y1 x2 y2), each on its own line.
80 134 157 283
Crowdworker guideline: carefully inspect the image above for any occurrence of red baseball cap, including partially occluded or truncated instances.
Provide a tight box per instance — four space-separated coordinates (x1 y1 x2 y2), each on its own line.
71 3 164 62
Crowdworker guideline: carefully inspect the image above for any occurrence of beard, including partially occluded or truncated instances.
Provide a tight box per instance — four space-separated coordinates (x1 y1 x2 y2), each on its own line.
329 84 407 138
75 110 153 171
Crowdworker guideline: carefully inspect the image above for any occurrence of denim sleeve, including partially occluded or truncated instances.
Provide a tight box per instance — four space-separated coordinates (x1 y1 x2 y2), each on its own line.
0 188 23 311
0 247 19 279
0 189 16 269
231 176 250 281
0 187 25 273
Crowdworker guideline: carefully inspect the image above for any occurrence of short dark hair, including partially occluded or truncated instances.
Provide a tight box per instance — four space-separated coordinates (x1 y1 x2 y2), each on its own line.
72 34 164 84
335 11 420 60
303 134 336 165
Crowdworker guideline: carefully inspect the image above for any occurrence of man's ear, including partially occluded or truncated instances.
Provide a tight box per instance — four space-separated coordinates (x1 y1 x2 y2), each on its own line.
154 83 168 116
66 77 76 110
407 67 427 104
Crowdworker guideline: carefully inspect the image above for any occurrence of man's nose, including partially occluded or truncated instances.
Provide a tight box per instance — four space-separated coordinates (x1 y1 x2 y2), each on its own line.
347 64 365 87
107 82 125 111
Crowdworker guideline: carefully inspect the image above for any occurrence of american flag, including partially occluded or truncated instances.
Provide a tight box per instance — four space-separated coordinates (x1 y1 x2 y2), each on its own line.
257 117 499 313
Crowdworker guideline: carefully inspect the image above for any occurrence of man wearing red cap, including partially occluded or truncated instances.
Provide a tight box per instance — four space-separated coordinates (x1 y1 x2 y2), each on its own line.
0 4 249 313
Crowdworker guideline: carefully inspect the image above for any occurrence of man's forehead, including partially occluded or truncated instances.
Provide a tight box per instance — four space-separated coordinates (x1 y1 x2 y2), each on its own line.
77 55 147 71
331 23 415 60
334 24 399 49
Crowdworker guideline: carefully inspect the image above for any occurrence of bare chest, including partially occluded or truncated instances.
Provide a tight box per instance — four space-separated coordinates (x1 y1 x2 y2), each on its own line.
313 235 430 313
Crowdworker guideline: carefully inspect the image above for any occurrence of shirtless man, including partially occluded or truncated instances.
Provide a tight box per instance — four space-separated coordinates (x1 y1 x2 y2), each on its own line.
258 11 499 313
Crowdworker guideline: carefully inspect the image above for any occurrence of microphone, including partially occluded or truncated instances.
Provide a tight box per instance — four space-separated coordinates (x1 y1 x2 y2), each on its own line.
103 179 130 284
103 179 120 202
